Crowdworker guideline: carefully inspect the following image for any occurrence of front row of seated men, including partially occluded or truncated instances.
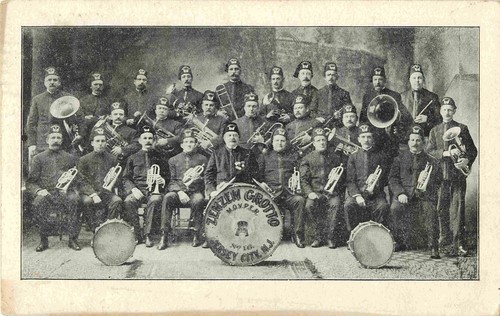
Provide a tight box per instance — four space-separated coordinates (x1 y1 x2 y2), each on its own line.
26 95 476 259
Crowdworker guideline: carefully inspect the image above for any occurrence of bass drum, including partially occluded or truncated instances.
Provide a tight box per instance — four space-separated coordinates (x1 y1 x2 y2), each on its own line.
204 183 283 266
347 221 395 269
93 219 136 266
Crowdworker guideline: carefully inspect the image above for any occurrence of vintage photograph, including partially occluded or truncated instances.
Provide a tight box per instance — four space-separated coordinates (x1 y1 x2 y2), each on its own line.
20 26 479 280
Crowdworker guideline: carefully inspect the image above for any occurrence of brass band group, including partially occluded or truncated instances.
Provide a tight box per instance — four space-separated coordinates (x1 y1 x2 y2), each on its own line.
24 57 477 261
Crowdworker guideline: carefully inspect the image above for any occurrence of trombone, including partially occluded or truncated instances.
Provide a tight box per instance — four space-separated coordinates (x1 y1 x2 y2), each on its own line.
215 84 239 120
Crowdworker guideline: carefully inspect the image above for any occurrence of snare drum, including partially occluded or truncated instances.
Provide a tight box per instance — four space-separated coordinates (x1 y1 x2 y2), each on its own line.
93 219 136 266
347 221 395 268
204 183 283 266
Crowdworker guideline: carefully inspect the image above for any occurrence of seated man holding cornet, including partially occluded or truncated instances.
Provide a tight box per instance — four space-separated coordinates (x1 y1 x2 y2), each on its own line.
344 123 390 232
162 129 208 249
300 128 346 248
78 127 124 233
26 124 82 252
122 126 169 246
389 125 441 258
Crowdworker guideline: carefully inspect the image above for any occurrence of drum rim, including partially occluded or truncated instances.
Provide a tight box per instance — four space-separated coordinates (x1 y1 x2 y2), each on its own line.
92 219 136 266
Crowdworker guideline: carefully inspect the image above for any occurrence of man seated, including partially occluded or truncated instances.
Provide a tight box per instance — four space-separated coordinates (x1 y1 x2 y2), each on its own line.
148 97 184 158
286 94 321 155
233 92 267 149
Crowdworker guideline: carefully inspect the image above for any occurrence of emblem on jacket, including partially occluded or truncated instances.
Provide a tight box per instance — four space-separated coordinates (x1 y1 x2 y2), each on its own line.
235 161 246 170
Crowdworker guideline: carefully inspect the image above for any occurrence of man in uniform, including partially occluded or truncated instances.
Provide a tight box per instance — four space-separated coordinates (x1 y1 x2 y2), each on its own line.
26 125 82 251
389 125 441 258
217 58 254 120
258 127 305 247
300 128 345 248
317 62 352 126
169 65 204 115
233 92 267 149
344 123 390 231
78 128 124 233
260 66 294 125
147 97 184 158
426 97 477 257
401 64 441 137
205 123 260 199
330 104 361 164
162 129 208 249
122 126 169 246
292 61 320 119
79 72 110 137
286 94 321 155
123 69 157 126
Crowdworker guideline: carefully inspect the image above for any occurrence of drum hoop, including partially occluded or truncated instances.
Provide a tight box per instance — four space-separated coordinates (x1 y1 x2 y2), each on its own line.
93 218 136 266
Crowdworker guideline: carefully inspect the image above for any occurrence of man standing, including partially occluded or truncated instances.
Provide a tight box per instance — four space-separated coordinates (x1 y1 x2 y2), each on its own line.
123 69 157 126
317 62 352 126
233 92 267 149
170 65 204 114
79 72 110 132
260 66 294 125
26 125 82 251
292 61 320 119
389 125 441 258
286 94 321 153
426 97 477 257
147 97 184 158
401 64 441 137
330 104 361 163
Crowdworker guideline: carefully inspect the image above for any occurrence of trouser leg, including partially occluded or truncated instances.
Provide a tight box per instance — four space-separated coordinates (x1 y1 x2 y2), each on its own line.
450 180 467 250
144 194 163 235
437 182 452 246
389 198 411 248
422 199 439 250
162 192 180 233
190 192 206 236
293 195 307 238
344 196 369 232
123 194 142 239
326 196 342 242
369 194 389 226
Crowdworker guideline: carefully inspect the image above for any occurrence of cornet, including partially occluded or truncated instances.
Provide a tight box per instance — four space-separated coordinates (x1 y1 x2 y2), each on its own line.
56 167 78 193
288 167 302 194
443 127 470 176
247 122 267 144
147 164 164 195
103 164 122 192
290 128 313 148
183 164 205 187
328 128 362 155
324 163 344 194
416 162 432 192
365 165 382 195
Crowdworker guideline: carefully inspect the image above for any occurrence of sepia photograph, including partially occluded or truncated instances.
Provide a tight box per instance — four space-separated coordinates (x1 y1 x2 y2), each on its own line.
20 26 479 280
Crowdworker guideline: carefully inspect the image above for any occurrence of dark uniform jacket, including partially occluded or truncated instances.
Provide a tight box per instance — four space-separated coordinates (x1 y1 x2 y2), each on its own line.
90 123 141 159
232 115 267 148
331 126 360 164
389 149 441 201
123 149 170 196
401 88 441 136
123 89 157 119
426 120 477 181
187 113 228 149
260 89 295 124
167 151 208 194
26 149 80 194
151 117 184 152
172 87 204 114
347 147 390 198
79 93 111 118
205 145 260 194
317 84 352 123
286 115 321 143
259 149 300 194
300 149 345 196
219 80 254 119
77 151 119 195
292 85 319 117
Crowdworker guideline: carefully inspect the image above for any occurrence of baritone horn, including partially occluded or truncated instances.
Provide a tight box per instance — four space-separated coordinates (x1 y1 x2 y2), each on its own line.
288 167 302 194
147 164 164 194
416 162 433 192
50 96 84 152
56 167 78 193
365 165 382 195
327 128 362 155
183 164 205 187
443 127 470 176
185 115 218 154
324 163 344 194
103 164 122 192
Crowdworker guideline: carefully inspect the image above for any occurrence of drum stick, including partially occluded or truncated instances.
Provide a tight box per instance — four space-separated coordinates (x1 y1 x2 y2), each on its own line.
416 100 433 117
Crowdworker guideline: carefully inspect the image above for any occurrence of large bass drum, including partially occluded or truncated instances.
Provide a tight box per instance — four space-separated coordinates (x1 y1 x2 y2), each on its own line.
204 183 283 266
347 221 395 269
93 219 136 266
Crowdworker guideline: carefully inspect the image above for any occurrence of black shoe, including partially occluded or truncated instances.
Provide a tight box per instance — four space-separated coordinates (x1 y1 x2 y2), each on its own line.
201 240 209 248
192 235 201 247
430 248 441 259
394 244 407 252
458 246 468 257
327 240 337 249
68 239 81 251
311 240 321 248
157 235 168 250
294 234 305 248
145 235 153 248
36 237 49 252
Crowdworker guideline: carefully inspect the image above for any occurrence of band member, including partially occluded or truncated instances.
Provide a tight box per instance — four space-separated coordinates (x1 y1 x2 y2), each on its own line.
123 69 157 126
162 129 208 249
292 61 320 119
401 64 441 136
78 128 124 232
258 127 305 247
260 66 294 125
147 97 183 157
389 125 441 258
286 94 321 152
26 125 82 251
426 97 477 257
26 67 85 155
233 92 267 149
317 62 352 126
344 123 390 231
169 65 204 114
217 58 254 120
300 128 345 248
122 126 169 246
205 123 260 199
331 104 361 164
79 72 110 132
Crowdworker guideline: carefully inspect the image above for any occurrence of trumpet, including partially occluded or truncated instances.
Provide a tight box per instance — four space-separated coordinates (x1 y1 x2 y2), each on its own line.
103 164 122 192
288 167 302 194
324 163 344 194
183 164 205 187
215 84 239 120
416 162 433 192
365 165 382 195
146 164 164 195
443 127 470 176
56 167 78 193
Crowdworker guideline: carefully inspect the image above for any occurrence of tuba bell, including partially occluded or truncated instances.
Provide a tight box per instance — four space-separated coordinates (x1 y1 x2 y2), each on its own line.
443 127 470 176
367 94 399 129
50 96 84 152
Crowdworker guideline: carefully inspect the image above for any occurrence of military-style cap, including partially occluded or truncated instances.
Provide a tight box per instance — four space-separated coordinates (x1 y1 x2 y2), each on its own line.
272 127 287 139
324 62 338 74
268 66 284 79
409 125 424 138
441 97 456 109
293 61 313 78
135 68 148 78
244 92 259 104
359 123 374 135
223 123 240 136
155 96 172 108
90 72 104 84
312 127 327 140
44 67 59 78
110 101 126 113
46 124 63 136
178 65 193 80
91 127 107 140
371 66 386 78
202 90 216 102
182 128 197 142
225 58 241 72
140 125 155 136
342 104 357 116
293 94 311 107
409 64 424 77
